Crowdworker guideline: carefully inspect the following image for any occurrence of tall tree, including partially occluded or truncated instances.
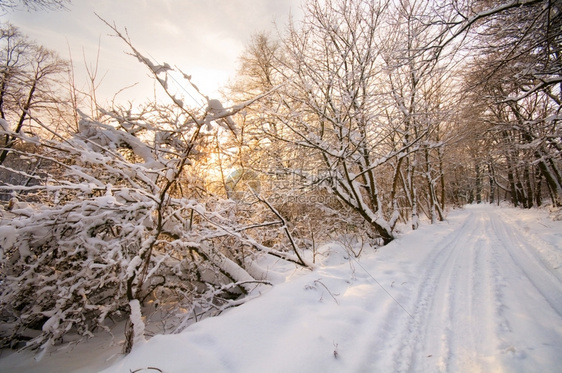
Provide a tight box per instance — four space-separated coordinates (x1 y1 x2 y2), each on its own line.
267 0 402 243
223 32 285 199
381 0 457 226
0 23 68 165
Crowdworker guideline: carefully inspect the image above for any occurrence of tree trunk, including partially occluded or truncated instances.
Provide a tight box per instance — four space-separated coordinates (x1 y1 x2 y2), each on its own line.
475 161 482 204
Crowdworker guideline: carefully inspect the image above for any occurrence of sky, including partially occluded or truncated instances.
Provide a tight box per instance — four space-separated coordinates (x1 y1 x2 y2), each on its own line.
2 0 303 106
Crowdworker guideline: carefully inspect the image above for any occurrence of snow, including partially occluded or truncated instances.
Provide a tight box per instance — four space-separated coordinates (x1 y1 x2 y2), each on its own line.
128 300 146 348
0 225 16 261
1 204 561 372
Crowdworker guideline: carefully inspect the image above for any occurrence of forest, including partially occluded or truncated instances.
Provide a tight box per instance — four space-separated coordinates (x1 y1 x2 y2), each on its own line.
0 0 560 356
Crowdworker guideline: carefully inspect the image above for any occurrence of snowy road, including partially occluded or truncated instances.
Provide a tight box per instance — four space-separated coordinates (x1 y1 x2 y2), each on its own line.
377 206 562 372
2 205 561 372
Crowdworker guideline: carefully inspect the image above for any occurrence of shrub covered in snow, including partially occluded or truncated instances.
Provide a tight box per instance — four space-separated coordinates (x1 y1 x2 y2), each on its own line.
0 36 308 353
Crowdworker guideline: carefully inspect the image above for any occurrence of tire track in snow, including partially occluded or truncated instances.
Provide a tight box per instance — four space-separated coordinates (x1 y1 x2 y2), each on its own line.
385 206 562 372
311 215 482 372
390 211 486 372
412 210 504 373
485 209 562 369
462 211 513 370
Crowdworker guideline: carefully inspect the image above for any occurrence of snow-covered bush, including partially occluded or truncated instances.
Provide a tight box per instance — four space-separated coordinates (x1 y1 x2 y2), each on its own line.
0 27 309 353
0 99 310 353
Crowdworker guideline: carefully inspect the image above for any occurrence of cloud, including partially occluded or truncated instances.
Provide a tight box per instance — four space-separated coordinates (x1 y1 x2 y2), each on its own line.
2 0 302 103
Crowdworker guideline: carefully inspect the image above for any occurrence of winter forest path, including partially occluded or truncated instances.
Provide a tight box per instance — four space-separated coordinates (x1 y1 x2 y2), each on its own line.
372 205 562 372
2 205 561 373
97 204 562 373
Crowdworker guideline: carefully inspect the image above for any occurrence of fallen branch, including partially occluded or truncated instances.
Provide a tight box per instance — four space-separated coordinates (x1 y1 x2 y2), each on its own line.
251 190 311 268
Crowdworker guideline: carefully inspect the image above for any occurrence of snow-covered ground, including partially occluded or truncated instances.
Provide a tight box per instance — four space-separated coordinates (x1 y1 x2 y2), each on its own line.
1 204 561 372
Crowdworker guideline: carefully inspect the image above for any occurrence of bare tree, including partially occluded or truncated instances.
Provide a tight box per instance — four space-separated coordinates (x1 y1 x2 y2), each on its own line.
381 0 458 227
0 0 69 12
265 0 405 244
0 23 68 166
